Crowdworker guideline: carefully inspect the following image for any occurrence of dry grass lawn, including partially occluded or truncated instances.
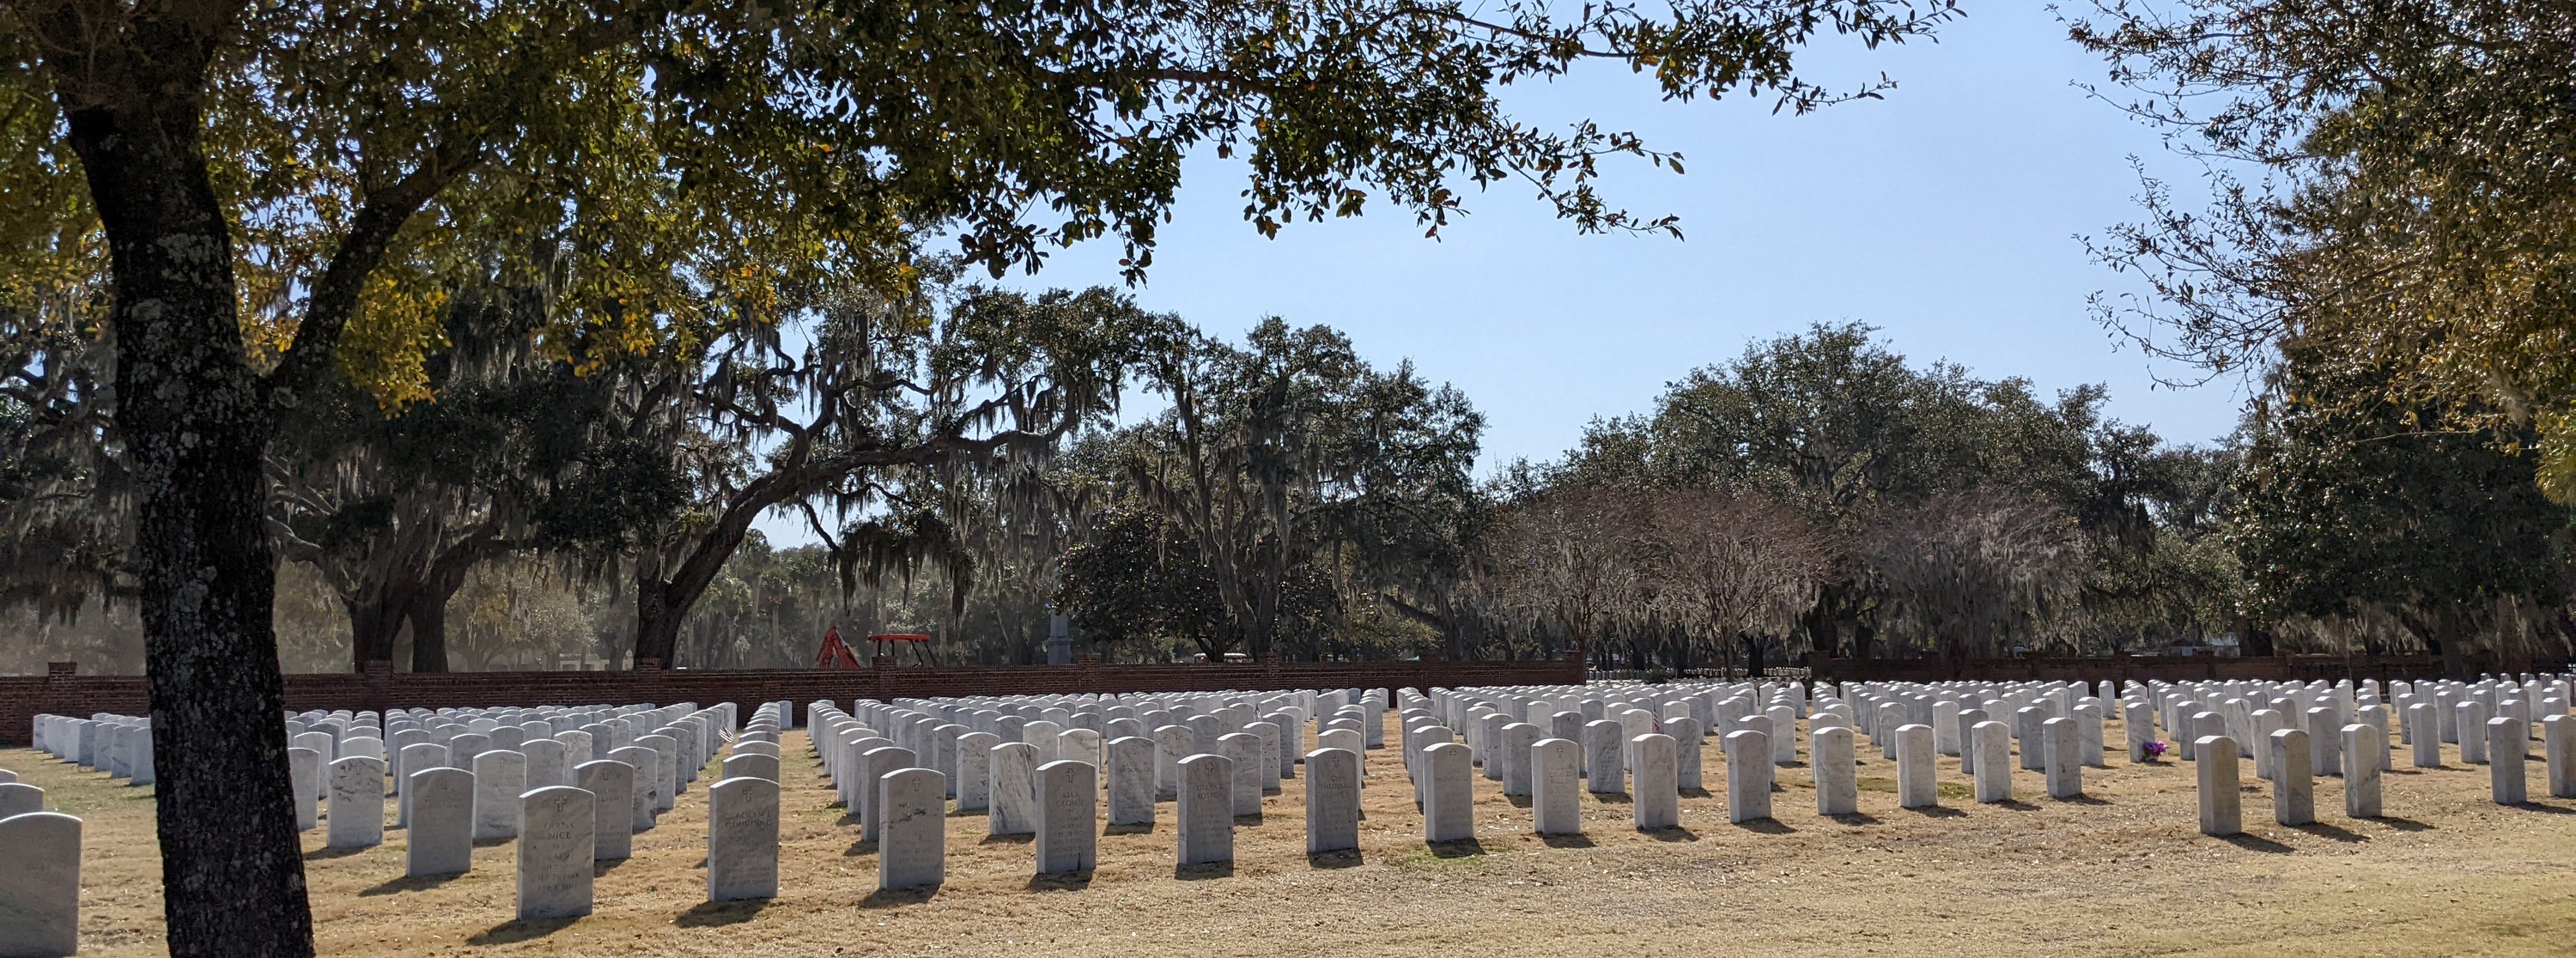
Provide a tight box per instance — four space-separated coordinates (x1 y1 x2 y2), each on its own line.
11 713 2576 957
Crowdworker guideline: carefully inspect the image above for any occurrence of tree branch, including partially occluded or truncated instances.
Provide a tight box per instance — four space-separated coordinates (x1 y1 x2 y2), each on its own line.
260 13 645 405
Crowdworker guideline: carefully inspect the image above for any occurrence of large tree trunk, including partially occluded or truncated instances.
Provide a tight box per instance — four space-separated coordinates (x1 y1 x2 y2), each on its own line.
344 583 410 672
405 536 488 673
625 531 696 667
2395 607 2472 677
405 586 451 673
1800 591 1847 659
635 562 685 667
2434 604 2475 678
54 10 318 951
2233 612 2277 658
630 468 825 669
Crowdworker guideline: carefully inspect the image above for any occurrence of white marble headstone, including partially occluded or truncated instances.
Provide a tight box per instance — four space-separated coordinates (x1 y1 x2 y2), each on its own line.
515 786 596 919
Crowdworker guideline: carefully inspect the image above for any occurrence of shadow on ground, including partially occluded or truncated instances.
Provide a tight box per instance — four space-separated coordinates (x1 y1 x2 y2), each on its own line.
469 917 580 945
676 899 772 928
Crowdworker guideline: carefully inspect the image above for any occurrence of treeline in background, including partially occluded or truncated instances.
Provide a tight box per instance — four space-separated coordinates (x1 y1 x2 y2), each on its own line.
13 304 2569 676
17 2 2576 680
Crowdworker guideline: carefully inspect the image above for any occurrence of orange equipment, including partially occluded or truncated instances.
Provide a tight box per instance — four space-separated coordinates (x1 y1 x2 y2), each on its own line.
814 625 861 670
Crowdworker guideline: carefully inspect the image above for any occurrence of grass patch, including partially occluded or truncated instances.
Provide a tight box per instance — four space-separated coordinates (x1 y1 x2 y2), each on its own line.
1382 845 1490 872
1856 777 1973 800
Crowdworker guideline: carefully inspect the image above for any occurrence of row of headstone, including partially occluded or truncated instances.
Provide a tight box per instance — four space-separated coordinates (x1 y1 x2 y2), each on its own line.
21 669 2561 950
1431 681 1828 812
2116 674 2576 821
1396 688 1765 833
704 703 788 901
203 699 743 922
1439 671 2576 830
1410 680 1802 767
2128 674 2576 764
1767 673 2576 836
2135 676 2388 772
1422 676 2110 794
794 676 2187 876
481 673 2576 909
802 690 1400 888
805 700 945 888
27 713 153 785
2192 719 2387 834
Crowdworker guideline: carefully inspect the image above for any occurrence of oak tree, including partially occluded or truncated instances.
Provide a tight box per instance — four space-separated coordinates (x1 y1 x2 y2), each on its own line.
3 0 1954 948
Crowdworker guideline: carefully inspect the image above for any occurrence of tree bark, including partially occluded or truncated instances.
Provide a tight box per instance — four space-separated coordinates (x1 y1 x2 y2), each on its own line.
404 534 491 673
634 549 684 667
631 458 835 668
39 0 318 949
1800 591 1847 659
344 586 411 672
2433 605 2474 678
404 586 450 673
2233 612 2277 658
2392 606 2472 676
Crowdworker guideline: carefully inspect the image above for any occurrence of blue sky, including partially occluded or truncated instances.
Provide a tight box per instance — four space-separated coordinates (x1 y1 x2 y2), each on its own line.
1005 1 2249 449
759 3 2252 545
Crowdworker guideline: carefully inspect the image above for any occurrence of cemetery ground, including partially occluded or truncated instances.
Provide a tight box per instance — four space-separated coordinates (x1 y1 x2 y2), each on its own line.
11 715 2576 958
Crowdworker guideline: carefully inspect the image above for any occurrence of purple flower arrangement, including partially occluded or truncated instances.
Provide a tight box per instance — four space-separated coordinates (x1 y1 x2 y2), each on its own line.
2142 739 2170 760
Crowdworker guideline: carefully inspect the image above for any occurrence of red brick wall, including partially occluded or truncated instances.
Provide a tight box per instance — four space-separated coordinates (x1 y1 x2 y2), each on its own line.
1811 654 2453 686
0 658 1583 746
